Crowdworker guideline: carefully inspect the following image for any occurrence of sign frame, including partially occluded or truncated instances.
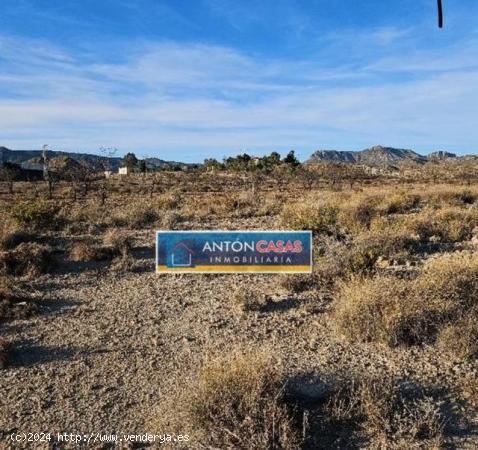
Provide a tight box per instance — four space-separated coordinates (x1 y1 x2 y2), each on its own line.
156 230 313 274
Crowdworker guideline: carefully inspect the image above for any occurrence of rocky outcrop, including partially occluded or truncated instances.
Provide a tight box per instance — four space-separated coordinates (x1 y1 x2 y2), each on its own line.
428 150 456 160
308 145 426 165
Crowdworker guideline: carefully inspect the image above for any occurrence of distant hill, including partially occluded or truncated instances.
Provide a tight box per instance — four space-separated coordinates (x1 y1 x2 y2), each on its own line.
307 145 456 165
0 147 195 171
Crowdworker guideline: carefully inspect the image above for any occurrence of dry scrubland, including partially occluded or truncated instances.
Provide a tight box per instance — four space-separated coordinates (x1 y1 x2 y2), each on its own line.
1 170 478 449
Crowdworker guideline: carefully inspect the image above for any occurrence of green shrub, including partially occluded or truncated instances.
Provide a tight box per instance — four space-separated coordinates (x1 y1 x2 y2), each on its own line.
9 201 60 230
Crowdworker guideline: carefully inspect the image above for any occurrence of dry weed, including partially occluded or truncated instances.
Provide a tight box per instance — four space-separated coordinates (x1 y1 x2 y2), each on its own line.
153 349 302 450
326 375 444 449
0 242 54 277
69 241 111 262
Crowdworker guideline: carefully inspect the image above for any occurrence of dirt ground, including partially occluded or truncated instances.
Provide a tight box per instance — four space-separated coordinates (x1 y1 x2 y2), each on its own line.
2 212 478 449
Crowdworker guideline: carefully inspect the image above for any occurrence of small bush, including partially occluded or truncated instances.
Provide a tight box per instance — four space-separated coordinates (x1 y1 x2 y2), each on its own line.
437 313 478 359
381 191 420 214
457 190 476 204
406 207 478 243
0 224 34 250
0 277 38 321
112 204 158 229
332 253 478 348
222 192 257 214
232 289 265 314
282 200 339 234
327 375 444 448
415 253 478 319
348 230 417 273
190 351 301 449
158 192 181 210
69 242 111 262
332 276 411 346
0 242 54 277
154 349 301 450
339 195 381 233
9 201 60 230
103 229 133 256
109 254 136 273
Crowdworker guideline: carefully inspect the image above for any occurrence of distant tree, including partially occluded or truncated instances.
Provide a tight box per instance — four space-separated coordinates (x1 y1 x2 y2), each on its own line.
123 152 138 170
203 158 223 171
224 153 252 171
138 160 147 173
268 151 281 165
271 164 294 189
98 146 118 205
66 163 95 199
258 151 282 173
0 162 20 195
297 164 320 190
283 150 300 167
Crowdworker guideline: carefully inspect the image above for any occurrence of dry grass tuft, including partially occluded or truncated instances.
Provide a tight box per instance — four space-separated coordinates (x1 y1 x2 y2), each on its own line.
232 289 265 314
158 192 181 209
69 241 111 262
281 200 339 234
154 349 302 450
326 375 444 449
332 275 411 346
188 350 301 449
109 254 137 273
9 200 60 230
103 229 133 256
332 253 478 349
112 203 158 229
0 276 38 321
339 195 382 233
0 224 34 250
437 312 478 360
0 242 54 277
381 191 420 214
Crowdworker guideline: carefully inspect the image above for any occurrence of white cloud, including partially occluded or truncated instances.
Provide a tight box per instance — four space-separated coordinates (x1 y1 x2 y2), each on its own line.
0 33 477 160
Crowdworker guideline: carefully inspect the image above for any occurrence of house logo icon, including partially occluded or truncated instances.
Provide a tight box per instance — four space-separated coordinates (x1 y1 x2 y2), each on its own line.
170 241 195 267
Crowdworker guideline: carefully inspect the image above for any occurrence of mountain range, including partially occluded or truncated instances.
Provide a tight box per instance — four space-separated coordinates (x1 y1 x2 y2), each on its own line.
0 145 462 171
0 147 196 171
308 146 457 165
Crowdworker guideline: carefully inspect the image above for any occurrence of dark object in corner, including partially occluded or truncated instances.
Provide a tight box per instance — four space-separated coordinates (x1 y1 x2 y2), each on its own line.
437 0 444 28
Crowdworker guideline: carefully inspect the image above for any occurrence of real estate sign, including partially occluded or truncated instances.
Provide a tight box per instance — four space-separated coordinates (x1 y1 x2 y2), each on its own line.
156 230 312 273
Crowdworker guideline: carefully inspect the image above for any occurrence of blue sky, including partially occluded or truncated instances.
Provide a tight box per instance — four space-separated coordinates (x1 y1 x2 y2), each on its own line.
0 0 477 161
